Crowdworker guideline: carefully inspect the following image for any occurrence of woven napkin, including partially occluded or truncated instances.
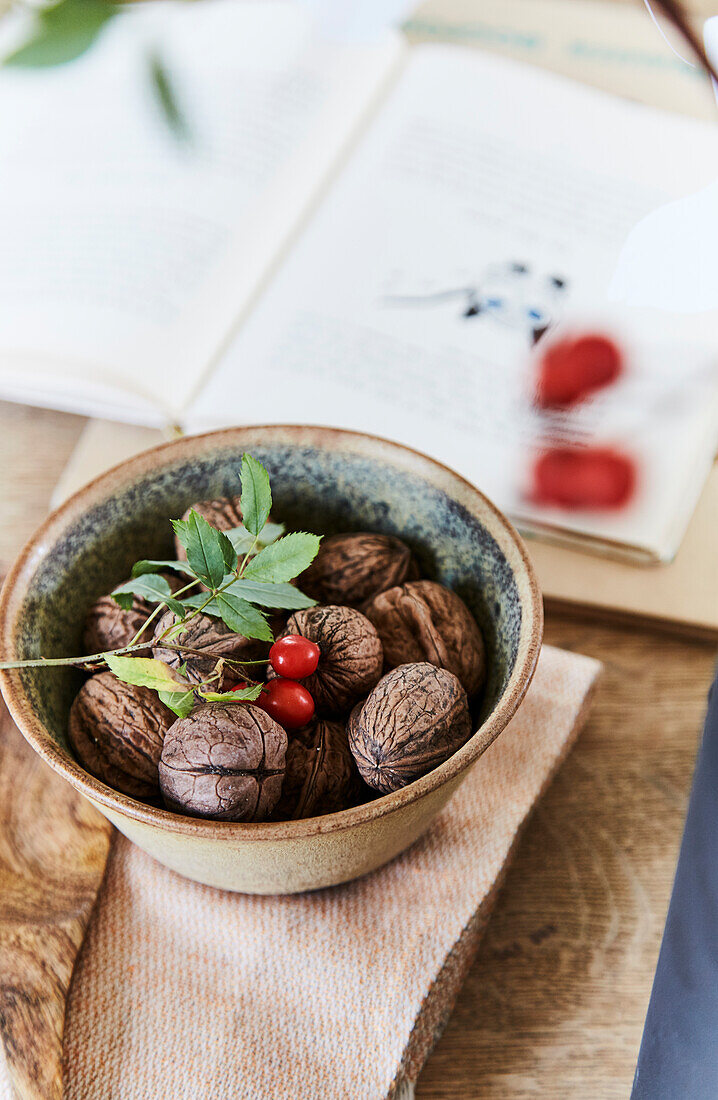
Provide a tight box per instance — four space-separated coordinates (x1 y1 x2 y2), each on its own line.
5 644 599 1100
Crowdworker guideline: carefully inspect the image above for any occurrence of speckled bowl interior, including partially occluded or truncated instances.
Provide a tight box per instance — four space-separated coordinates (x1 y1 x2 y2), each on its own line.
0 426 543 893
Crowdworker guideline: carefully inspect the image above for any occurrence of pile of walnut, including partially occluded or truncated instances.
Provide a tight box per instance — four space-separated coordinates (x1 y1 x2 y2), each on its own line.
69 498 486 824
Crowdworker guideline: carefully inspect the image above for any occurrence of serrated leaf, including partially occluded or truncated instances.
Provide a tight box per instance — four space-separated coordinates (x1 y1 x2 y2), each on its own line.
159 688 195 720
227 521 285 555
3 0 117 68
177 592 213 610
240 454 272 537
179 589 284 631
131 559 197 579
112 574 171 601
111 575 187 618
198 684 263 704
164 597 188 618
212 592 274 642
220 532 238 575
243 532 321 584
224 578 316 610
104 654 190 693
172 510 235 589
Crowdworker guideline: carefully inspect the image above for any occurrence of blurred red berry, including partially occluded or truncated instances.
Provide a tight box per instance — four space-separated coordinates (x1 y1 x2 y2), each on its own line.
269 634 320 680
531 446 636 509
257 678 315 730
536 333 623 408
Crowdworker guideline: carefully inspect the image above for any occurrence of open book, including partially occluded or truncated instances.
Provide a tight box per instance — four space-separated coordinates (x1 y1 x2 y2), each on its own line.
1 0 717 563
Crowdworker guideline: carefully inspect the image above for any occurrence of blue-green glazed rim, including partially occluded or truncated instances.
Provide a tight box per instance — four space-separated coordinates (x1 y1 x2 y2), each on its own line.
0 426 543 839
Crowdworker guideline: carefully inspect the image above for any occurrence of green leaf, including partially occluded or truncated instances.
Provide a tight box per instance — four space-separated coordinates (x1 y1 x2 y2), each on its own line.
181 585 298 625
220 532 238 575
177 592 214 610
131 559 196 579
104 654 190 693
211 593 274 642
112 574 170 601
227 521 284 555
243 532 321 584
164 597 188 618
111 575 186 618
198 684 264 704
159 688 195 720
240 454 272 537
161 616 189 643
148 50 189 141
172 510 236 588
3 0 117 68
183 579 313 611
224 578 316 610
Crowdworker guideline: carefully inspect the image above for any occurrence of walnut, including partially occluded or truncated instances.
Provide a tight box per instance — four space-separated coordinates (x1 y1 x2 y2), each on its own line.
152 609 267 688
174 495 243 559
301 533 414 607
363 580 486 697
158 703 287 821
348 663 471 793
272 606 383 715
83 572 182 657
274 718 363 820
68 671 173 798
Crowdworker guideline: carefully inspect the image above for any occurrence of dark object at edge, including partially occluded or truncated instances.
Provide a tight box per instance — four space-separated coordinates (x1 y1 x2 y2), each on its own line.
632 669 718 1098
651 0 718 84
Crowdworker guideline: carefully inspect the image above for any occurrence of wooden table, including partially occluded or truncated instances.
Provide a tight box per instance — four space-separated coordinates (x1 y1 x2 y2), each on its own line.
2 399 716 1098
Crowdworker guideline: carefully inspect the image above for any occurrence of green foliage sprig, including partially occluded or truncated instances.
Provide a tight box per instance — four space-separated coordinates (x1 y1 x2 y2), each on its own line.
0 455 321 718
3 0 117 68
3 0 187 138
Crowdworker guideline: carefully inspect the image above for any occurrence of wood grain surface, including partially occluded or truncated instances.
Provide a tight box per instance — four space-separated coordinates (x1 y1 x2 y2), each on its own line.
0 0 716 1094
1 399 716 1097
0 402 84 576
0 696 112 1100
419 616 717 1098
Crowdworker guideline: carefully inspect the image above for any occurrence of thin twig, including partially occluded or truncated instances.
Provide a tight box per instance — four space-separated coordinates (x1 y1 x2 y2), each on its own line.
126 576 201 648
0 641 269 673
649 0 718 84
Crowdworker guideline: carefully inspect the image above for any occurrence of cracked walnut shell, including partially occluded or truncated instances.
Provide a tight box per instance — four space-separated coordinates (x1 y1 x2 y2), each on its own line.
363 580 486 697
153 609 266 688
158 703 287 821
273 605 383 715
301 533 415 607
275 718 364 820
83 572 182 657
348 663 471 793
68 671 174 799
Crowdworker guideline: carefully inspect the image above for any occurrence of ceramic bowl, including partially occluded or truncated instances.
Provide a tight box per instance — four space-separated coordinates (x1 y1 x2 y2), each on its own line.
0 426 542 894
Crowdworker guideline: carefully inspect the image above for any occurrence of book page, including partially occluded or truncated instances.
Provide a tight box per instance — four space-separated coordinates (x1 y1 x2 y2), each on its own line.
186 45 718 556
406 0 718 121
0 1 403 423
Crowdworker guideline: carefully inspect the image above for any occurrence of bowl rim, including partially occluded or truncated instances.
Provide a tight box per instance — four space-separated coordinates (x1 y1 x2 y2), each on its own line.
0 424 543 840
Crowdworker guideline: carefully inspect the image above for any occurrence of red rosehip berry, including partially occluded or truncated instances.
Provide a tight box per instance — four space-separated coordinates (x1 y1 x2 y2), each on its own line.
257 678 315 730
530 446 636 510
269 634 320 680
536 333 623 409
